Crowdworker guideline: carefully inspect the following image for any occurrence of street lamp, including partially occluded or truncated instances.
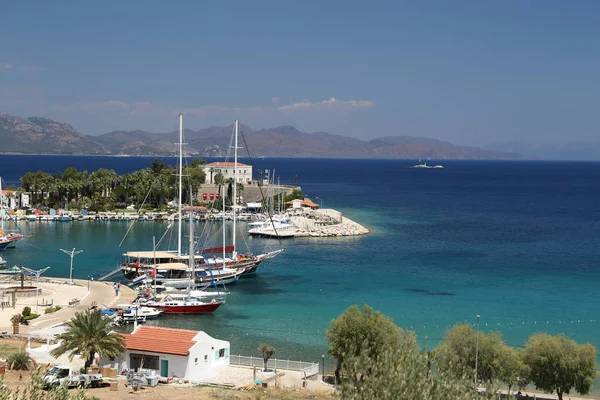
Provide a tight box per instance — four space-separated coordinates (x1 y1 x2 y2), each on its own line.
321 354 325 380
475 315 481 389
60 247 83 284
316 196 323 209
21 266 50 313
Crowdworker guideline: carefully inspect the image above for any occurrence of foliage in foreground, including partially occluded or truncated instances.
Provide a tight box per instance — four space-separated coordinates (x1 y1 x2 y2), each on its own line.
50 309 125 368
341 341 491 400
0 368 88 400
522 333 598 400
327 305 598 400
326 305 407 384
435 324 529 394
327 305 493 400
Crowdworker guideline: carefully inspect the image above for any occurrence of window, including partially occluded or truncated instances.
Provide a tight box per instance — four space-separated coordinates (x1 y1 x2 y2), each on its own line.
219 348 225 358
204 355 208 362
130 354 160 371
194 357 198 365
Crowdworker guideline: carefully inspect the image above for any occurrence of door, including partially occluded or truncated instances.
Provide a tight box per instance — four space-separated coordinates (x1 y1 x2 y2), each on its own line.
160 360 168 377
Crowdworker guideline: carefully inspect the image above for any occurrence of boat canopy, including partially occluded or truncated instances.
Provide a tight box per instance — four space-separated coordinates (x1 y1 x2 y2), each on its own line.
152 262 188 270
123 251 176 259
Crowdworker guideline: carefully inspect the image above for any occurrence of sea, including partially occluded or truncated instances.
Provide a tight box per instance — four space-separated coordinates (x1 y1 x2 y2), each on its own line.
1 155 600 370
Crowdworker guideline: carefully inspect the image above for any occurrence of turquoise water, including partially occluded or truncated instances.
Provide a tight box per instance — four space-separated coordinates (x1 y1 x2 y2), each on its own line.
2 157 600 373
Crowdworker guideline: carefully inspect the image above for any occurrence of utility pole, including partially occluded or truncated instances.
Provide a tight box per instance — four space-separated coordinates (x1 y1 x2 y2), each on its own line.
475 315 481 389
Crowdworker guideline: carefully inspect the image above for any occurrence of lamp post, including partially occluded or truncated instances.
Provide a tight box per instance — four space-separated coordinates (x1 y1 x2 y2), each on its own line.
22 266 50 313
60 247 83 284
475 314 481 389
321 354 325 380
316 197 323 209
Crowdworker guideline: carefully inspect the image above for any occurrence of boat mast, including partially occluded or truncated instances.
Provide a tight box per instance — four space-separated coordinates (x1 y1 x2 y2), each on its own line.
222 183 226 263
177 113 183 256
232 120 238 259
187 196 194 300
0 177 3 231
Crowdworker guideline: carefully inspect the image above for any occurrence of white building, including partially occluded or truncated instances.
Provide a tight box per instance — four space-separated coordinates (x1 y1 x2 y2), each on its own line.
203 162 253 184
102 326 230 381
1 190 30 209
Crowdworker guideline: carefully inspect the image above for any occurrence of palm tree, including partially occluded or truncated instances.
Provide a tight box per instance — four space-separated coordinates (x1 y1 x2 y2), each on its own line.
7 349 36 370
50 309 126 368
258 343 276 372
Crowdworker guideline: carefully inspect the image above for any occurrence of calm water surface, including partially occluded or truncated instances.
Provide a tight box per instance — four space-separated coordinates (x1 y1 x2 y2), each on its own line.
1 156 600 371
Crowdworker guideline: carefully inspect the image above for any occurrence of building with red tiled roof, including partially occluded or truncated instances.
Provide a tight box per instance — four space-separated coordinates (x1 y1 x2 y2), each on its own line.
101 326 229 381
285 198 319 209
202 162 253 184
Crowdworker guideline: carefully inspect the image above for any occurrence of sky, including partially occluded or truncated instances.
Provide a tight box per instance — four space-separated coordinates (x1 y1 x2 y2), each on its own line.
1 1 599 146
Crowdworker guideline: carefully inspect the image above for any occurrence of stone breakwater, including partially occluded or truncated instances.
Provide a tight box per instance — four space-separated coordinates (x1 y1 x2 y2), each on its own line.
289 209 370 237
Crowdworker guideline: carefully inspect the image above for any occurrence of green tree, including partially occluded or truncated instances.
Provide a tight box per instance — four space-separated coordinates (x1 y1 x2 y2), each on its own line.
497 346 530 396
521 333 598 400
435 323 508 384
258 343 276 372
191 157 207 167
50 309 126 369
326 304 408 384
340 337 489 400
285 188 303 202
213 172 224 185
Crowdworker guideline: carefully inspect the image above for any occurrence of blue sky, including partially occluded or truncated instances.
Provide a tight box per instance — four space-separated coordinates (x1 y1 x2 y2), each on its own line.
1 1 599 146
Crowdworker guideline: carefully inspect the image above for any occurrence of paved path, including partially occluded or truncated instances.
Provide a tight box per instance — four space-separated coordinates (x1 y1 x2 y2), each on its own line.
25 279 136 336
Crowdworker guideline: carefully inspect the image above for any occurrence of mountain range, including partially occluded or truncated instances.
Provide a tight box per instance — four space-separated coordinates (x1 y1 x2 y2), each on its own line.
0 111 524 159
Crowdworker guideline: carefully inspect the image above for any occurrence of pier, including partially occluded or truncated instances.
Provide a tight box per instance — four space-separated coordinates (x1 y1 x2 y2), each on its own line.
290 209 370 237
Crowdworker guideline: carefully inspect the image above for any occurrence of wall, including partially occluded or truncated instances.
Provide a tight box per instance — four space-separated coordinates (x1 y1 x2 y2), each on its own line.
101 350 189 379
184 333 230 381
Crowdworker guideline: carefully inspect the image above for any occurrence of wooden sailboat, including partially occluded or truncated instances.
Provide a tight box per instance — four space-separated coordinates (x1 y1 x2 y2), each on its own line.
143 114 223 314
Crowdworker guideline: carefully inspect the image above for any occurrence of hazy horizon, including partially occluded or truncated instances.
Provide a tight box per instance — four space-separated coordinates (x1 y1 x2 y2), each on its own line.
1 1 599 148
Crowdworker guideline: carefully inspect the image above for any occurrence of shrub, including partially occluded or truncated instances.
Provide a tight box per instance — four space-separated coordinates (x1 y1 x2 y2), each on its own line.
45 306 61 314
23 314 40 321
7 350 36 370
22 306 31 317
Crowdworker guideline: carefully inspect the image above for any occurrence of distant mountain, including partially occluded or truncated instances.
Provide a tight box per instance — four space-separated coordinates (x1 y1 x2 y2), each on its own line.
485 141 600 161
1 112 523 159
0 112 108 154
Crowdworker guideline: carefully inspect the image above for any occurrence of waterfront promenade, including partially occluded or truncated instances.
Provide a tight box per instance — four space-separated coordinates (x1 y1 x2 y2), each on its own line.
0 277 136 337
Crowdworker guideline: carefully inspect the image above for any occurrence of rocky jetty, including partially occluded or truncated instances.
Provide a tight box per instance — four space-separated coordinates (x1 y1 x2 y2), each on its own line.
290 209 370 237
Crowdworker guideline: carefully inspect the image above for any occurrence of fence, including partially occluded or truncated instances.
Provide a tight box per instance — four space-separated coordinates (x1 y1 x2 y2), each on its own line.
229 355 320 377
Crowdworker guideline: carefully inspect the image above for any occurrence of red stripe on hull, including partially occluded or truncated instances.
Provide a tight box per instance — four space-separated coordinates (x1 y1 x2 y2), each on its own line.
146 303 221 314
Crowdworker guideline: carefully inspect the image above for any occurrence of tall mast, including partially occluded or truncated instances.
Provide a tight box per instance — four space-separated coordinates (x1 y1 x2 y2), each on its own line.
187 196 194 299
222 184 226 262
232 120 238 258
177 113 183 256
0 177 3 231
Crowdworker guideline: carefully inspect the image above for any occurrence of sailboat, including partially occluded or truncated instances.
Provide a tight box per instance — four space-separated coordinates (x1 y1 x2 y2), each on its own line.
117 119 282 281
0 178 26 251
199 120 284 274
141 115 224 314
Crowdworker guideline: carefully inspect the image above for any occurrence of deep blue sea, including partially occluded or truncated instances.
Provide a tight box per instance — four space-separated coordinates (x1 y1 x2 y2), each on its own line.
1 155 600 371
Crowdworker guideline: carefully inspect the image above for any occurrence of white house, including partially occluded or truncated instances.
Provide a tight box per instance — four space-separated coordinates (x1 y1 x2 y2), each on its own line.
102 326 230 381
1 190 30 209
202 162 253 184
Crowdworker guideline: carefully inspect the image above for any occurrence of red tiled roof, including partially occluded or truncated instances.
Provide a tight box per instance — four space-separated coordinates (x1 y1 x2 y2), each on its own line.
206 162 249 167
285 199 319 207
119 326 199 356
